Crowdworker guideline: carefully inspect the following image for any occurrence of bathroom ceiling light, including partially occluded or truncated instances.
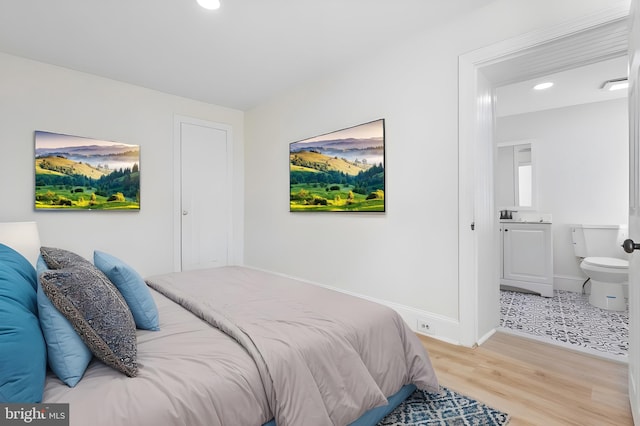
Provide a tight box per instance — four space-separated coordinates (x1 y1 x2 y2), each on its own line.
197 0 220 10
533 82 554 91
601 78 629 91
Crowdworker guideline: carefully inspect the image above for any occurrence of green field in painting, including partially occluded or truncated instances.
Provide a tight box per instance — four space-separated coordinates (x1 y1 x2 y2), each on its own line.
35 155 140 210
35 185 139 210
289 183 384 212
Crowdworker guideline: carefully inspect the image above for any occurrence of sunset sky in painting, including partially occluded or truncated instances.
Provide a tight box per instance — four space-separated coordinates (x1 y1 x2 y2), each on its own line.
35 131 134 149
293 119 383 146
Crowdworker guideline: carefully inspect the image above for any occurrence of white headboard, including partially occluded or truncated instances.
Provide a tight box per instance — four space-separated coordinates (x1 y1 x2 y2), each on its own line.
0 221 41 267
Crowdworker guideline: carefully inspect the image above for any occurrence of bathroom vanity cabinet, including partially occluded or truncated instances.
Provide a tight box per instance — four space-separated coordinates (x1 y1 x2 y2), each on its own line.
500 221 553 297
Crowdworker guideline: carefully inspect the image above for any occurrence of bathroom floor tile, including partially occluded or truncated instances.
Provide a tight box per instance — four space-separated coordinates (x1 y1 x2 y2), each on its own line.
499 290 628 359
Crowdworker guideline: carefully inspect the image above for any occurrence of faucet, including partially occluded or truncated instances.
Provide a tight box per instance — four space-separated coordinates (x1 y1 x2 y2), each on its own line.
500 210 517 220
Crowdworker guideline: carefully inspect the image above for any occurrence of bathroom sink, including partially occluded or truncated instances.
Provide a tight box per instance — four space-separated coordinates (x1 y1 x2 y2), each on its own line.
499 219 551 224
499 212 552 224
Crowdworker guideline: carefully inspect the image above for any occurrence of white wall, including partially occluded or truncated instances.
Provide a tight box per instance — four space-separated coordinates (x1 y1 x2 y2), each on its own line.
0 0 624 344
496 98 628 290
244 0 623 341
0 52 245 277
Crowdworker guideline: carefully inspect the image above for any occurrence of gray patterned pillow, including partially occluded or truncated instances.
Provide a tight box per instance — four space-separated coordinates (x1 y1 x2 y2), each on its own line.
40 264 138 377
40 247 92 270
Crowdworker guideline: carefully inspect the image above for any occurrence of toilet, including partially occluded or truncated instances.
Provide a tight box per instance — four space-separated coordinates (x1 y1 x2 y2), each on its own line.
571 224 629 311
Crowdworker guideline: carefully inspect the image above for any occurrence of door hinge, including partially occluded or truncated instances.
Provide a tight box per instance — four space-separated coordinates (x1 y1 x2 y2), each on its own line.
470 222 475 231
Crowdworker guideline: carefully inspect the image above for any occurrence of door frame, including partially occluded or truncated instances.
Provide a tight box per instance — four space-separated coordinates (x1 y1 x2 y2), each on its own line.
173 115 233 272
458 4 630 347
627 0 640 421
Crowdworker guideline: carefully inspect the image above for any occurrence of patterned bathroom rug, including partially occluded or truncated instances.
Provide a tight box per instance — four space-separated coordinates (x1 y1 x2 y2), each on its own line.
378 386 510 426
499 289 628 360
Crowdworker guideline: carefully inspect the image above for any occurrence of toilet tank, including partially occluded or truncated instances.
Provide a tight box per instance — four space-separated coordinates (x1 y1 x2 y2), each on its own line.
571 224 628 259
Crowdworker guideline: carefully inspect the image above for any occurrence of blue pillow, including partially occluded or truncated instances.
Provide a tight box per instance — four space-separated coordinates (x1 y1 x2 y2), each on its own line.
0 243 37 292
0 245 46 403
94 250 159 331
36 256 92 387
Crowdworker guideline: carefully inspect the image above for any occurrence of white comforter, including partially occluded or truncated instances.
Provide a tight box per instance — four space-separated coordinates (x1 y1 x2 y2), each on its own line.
43 266 438 426
146 266 439 426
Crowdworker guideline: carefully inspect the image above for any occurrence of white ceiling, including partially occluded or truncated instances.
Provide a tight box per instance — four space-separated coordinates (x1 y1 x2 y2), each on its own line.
0 0 497 111
495 55 629 117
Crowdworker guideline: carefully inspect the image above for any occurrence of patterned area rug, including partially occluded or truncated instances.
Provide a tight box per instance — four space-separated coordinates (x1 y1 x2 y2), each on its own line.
378 387 510 426
500 289 628 359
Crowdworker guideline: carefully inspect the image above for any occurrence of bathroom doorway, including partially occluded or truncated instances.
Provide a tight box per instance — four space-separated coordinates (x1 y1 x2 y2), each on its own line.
493 57 629 360
457 4 630 348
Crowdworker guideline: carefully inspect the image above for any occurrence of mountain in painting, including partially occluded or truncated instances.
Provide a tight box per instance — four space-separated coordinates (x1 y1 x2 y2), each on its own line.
290 137 383 153
35 144 138 158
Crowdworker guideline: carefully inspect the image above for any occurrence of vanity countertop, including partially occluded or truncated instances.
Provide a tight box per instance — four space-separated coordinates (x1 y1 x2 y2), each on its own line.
500 219 552 224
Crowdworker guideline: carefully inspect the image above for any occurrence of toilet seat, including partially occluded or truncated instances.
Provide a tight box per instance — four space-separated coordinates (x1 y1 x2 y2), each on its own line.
580 256 628 286
582 256 628 270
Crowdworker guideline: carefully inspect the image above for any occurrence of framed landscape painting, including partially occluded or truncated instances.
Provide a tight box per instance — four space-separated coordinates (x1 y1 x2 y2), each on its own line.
35 131 140 210
290 119 385 212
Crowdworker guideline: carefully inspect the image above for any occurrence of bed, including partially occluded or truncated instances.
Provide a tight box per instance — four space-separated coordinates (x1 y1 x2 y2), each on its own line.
0 223 439 426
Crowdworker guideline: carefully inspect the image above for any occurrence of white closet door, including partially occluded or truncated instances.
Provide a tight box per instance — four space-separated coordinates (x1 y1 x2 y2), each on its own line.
179 120 230 271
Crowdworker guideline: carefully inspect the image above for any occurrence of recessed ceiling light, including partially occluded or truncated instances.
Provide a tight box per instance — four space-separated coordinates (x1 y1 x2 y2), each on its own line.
533 82 554 91
602 78 629 91
197 0 220 10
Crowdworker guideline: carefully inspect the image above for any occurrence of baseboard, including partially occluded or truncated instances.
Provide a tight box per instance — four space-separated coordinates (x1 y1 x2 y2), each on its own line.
477 328 496 346
379 299 462 346
317 282 463 346
553 274 588 293
245 265 463 346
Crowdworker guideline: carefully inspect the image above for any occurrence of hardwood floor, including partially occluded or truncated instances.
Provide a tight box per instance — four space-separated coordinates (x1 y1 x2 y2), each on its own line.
418 332 633 426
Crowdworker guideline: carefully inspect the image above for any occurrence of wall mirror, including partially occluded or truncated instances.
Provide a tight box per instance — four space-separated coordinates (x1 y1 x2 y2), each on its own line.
495 140 536 210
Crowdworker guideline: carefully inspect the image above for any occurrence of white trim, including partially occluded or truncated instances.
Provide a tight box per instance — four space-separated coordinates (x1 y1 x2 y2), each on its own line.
461 4 629 68
458 5 630 347
477 328 496 346
628 1 640 422
496 139 536 148
173 115 233 272
457 54 478 347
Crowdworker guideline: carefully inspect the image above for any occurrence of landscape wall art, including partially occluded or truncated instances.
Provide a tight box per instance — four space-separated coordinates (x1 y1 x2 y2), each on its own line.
290 119 385 212
35 131 140 210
